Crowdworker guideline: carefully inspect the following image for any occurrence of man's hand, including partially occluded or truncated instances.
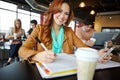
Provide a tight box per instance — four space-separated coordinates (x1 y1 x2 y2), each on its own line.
98 48 113 64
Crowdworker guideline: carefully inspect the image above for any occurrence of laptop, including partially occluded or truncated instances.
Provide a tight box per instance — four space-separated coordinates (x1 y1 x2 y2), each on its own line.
92 32 115 47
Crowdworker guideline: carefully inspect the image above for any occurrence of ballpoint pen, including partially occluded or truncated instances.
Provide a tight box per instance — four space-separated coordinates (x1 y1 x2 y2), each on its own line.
35 36 48 51
34 36 50 73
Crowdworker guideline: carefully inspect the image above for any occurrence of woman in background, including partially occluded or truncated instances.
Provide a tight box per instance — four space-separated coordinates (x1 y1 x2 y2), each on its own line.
4 19 25 66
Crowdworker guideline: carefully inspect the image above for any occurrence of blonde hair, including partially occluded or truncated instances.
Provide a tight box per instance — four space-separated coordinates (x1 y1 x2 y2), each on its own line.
14 19 22 33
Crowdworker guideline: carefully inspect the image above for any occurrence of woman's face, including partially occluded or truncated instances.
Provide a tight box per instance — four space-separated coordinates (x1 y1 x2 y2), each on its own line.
15 20 21 28
53 3 70 26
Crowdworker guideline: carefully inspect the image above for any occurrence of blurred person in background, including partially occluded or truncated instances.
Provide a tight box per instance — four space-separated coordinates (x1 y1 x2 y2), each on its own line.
76 20 96 45
4 19 25 66
0 34 3 42
26 19 38 38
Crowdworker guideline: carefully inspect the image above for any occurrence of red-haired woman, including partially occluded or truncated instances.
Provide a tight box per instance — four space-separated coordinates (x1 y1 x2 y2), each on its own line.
19 0 112 64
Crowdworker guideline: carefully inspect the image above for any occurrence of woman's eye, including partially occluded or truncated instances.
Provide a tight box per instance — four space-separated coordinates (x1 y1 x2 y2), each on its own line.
58 9 62 13
58 9 69 16
65 12 69 16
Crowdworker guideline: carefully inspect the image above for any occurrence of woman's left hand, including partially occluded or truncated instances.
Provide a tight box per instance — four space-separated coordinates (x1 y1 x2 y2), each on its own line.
98 48 113 64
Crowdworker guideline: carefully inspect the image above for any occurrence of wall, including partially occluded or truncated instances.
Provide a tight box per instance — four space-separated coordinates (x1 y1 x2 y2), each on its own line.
94 13 120 32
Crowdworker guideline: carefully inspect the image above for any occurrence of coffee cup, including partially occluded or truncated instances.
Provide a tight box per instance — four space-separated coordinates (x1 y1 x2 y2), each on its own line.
14 33 17 39
75 47 99 80
90 38 96 43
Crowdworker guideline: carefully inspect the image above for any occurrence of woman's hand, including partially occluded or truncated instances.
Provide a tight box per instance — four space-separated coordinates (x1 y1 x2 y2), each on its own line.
98 48 113 64
32 50 56 63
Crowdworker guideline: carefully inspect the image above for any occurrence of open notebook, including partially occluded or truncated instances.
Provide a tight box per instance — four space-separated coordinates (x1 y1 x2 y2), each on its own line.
36 53 120 79
36 53 77 79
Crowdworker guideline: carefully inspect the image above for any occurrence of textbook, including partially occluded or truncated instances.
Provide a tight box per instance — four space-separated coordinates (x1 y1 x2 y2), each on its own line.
36 53 120 79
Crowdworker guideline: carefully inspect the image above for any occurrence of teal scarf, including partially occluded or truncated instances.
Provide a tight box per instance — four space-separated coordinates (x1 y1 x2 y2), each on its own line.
51 26 64 54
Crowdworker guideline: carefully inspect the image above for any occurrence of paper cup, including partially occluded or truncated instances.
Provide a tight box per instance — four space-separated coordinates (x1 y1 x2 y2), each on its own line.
90 38 96 43
75 47 99 80
14 33 17 39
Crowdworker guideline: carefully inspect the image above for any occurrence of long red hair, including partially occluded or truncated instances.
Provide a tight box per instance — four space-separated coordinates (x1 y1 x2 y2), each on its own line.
42 0 74 42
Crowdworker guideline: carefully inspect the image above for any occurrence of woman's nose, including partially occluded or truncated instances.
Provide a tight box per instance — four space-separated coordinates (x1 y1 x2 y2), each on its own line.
59 13 65 19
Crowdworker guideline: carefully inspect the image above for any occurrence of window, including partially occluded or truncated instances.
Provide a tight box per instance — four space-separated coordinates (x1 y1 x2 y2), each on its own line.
102 27 120 33
18 9 30 33
0 8 16 32
0 1 17 11
0 1 40 33
31 12 40 23
68 20 75 31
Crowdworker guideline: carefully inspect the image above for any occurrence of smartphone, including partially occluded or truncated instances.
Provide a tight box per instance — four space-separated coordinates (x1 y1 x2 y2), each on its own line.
103 47 115 58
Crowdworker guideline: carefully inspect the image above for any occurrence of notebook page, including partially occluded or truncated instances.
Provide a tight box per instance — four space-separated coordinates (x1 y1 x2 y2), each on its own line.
42 53 77 73
36 63 76 79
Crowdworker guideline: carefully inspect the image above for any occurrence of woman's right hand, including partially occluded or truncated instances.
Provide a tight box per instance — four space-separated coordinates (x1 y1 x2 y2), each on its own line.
32 50 56 63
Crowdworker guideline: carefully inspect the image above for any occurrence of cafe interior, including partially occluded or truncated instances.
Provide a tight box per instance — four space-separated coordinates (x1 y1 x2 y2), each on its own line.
0 0 120 80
